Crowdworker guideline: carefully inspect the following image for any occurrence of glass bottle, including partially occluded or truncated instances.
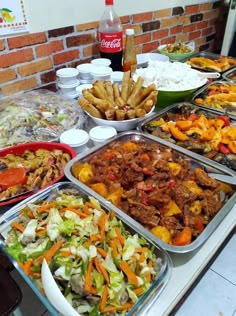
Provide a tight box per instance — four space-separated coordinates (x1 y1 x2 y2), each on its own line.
123 28 137 75
98 0 123 71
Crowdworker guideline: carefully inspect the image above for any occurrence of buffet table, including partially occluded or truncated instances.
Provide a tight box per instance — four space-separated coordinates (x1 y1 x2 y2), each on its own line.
147 203 236 316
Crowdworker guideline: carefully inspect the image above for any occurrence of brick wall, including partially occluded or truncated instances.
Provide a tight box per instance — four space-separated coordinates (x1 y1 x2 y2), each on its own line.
0 1 223 97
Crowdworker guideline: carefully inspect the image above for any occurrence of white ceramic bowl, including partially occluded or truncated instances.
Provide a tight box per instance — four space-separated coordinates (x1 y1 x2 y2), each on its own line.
91 58 111 67
89 126 117 146
56 67 79 84
85 106 155 132
91 66 113 81
60 129 89 153
76 63 96 80
137 53 169 68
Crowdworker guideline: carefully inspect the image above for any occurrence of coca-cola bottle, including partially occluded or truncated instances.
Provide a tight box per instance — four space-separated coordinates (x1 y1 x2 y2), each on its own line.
98 0 123 71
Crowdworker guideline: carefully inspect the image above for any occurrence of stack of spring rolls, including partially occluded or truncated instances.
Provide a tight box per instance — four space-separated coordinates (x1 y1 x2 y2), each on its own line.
78 71 158 121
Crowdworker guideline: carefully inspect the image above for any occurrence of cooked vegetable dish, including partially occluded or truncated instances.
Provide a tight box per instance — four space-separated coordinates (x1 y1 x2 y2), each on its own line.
194 82 236 112
142 104 236 171
5 188 162 315
186 56 236 72
0 148 71 202
0 89 81 148
71 140 233 246
161 43 192 54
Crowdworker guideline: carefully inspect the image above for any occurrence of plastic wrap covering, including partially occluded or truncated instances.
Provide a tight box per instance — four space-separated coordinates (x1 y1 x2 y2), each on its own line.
0 89 85 148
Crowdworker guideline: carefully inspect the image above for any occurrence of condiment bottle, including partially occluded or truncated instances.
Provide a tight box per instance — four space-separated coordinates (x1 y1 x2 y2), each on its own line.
98 0 123 71
123 28 137 74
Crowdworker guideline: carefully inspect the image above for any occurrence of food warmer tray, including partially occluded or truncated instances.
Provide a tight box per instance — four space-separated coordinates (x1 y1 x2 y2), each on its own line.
0 182 172 316
192 80 236 117
64 132 236 254
180 51 236 74
222 67 236 83
137 102 236 173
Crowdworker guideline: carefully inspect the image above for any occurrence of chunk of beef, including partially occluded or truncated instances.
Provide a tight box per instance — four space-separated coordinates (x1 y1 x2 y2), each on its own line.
199 190 222 218
159 216 183 231
170 184 197 209
195 168 218 189
128 200 160 228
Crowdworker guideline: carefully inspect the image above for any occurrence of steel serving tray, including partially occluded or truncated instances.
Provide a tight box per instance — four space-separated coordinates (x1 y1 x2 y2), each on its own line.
181 51 236 74
192 80 236 117
222 67 236 83
0 181 172 316
64 132 236 254
137 102 236 173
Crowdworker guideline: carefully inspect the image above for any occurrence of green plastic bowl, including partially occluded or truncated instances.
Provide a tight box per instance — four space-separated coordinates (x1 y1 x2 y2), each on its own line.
158 44 194 61
156 88 198 110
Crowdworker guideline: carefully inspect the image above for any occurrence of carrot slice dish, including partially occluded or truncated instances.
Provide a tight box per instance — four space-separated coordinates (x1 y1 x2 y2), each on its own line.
5 188 162 315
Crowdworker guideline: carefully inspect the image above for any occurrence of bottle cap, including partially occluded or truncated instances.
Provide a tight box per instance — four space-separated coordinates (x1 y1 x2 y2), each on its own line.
126 29 134 36
105 0 113 5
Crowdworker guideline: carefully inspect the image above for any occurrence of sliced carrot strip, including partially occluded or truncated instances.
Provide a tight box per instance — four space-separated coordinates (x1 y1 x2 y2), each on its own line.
97 247 107 258
11 222 25 233
37 202 56 214
114 227 125 246
102 303 133 313
119 261 139 287
100 285 108 312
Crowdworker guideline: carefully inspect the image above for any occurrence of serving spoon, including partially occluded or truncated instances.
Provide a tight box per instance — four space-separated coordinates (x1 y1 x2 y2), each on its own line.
208 173 236 185
42 259 80 316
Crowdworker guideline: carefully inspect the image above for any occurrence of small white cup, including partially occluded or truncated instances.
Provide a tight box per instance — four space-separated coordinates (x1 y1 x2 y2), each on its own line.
57 80 80 97
89 126 117 146
56 68 79 85
111 71 124 84
91 58 111 67
76 63 96 81
60 129 89 153
76 84 93 99
91 66 113 82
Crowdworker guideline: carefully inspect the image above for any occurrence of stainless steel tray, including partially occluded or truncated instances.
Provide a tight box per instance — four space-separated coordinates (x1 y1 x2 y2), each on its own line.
181 51 236 74
0 181 172 316
64 132 236 254
192 80 236 117
137 102 236 172
222 67 236 83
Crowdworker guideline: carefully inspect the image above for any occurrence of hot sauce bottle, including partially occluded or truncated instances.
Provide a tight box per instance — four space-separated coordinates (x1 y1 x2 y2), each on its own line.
123 28 137 75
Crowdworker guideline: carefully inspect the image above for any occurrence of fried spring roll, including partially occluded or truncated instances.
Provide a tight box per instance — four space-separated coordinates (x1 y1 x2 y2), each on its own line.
78 98 103 118
82 90 111 112
135 90 158 110
104 81 115 106
105 108 116 120
133 83 157 108
127 76 144 107
121 71 131 102
92 81 108 100
113 83 126 107
126 109 136 119
115 109 126 120
135 108 146 117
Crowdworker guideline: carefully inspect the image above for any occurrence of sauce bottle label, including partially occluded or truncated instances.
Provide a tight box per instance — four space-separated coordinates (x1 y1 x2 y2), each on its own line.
99 31 123 53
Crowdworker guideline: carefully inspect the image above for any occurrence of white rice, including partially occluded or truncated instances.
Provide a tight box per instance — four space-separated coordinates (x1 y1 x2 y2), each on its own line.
134 61 207 91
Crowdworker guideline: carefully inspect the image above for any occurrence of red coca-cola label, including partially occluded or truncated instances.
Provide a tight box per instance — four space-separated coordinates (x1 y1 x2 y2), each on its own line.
99 32 123 53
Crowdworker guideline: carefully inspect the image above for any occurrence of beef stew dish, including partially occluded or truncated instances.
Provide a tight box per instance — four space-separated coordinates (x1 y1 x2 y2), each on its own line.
139 103 236 172
65 133 236 253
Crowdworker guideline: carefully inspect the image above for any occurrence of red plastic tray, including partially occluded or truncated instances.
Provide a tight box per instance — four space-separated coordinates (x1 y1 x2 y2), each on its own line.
0 142 77 207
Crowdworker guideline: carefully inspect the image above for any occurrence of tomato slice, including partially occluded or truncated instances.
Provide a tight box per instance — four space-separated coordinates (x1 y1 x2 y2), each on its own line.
0 167 27 189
